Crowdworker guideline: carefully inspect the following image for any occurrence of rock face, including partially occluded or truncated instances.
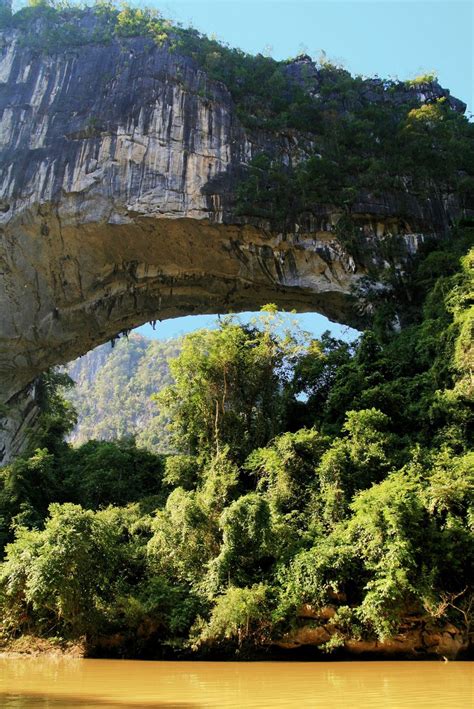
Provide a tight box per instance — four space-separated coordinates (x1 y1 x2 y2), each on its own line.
0 25 469 461
275 606 469 660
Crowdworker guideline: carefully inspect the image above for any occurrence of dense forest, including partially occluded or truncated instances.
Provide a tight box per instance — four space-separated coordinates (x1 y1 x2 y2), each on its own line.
66 337 179 452
0 229 472 658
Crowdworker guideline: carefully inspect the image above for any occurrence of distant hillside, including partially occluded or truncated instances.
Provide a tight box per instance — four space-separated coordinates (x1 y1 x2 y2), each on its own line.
65 335 180 452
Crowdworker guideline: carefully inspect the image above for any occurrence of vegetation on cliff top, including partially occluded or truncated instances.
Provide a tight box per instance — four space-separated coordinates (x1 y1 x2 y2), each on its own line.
0 231 472 658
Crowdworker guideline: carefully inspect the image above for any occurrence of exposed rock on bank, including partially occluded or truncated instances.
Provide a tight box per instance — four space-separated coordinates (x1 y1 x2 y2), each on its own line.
275 605 470 660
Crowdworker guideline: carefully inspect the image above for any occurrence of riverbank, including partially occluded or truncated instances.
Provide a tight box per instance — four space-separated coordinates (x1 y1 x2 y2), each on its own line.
0 635 85 659
1 621 471 662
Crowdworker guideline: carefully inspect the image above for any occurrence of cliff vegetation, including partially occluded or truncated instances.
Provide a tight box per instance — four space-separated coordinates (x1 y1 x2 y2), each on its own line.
65 336 179 451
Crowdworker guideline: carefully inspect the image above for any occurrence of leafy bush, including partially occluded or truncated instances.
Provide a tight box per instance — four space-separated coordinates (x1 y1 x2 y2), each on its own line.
198 584 271 647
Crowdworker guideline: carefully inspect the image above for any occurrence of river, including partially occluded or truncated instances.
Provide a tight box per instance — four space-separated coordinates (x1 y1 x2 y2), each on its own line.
0 657 472 708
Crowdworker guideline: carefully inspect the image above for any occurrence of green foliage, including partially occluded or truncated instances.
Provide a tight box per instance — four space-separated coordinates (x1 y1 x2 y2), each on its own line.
198 584 271 648
0 360 169 554
405 72 438 87
346 468 428 638
0 448 61 549
163 454 199 491
31 370 77 454
235 96 474 228
115 5 169 43
6 1 170 51
157 317 297 464
1 503 120 637
147 486 218 588
211 493 272 588
306 408 400 529
65 335 178 452
199 448 239 512
277 535 355 615
0 234 473 657
63 438 166 509
246 428 329 514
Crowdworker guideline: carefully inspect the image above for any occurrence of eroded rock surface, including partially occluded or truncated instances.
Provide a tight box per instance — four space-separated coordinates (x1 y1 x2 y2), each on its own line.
275 606 469 659
0 27 469 461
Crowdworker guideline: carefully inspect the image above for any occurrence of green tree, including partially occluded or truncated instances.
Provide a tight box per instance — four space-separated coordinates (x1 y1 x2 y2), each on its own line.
64 439 166 509
0 448 61 549
211 493 272 589
314 408 399 526
198 584 271 648
1 503 120 637
158 318 296 464
30 370 77 455
246 428 329 514
147 487 218 586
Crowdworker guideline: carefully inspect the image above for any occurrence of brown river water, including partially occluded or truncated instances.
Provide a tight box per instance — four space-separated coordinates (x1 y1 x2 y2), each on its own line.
0 657 472 708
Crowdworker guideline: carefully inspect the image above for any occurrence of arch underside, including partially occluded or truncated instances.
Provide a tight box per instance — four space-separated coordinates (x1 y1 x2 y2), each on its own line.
1 207 376 405
0 206 370 464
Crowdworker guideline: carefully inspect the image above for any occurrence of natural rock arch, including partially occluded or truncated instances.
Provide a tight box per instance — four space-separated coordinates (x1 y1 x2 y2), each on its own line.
0 26 468 462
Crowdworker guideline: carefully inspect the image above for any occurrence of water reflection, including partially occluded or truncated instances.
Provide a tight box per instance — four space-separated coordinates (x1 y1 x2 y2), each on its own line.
1 658 472 708
1 697 194 709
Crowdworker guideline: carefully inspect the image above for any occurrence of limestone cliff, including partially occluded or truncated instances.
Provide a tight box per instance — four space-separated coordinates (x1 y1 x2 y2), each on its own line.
0 9 471 462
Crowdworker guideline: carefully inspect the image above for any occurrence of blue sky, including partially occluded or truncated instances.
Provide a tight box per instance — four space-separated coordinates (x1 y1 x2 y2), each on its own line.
157 0 473 113
136 313 360 341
